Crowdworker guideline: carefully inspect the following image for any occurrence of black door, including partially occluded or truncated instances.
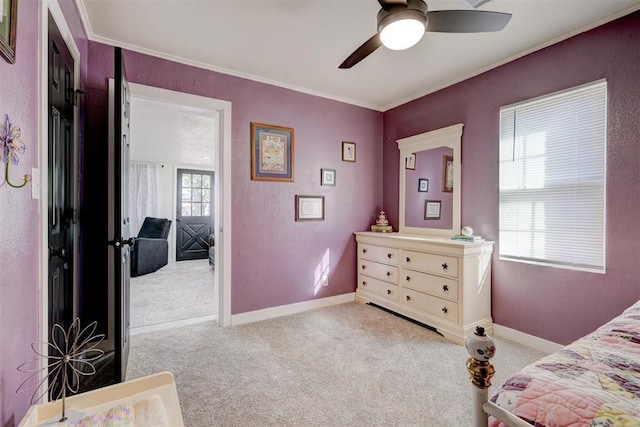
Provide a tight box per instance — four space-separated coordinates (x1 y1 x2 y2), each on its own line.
48 11 75 357
176 168 213 261
108 47 134 382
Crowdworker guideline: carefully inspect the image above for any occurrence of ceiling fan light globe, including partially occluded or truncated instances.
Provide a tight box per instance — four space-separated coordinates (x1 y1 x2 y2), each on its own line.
380 18 425 50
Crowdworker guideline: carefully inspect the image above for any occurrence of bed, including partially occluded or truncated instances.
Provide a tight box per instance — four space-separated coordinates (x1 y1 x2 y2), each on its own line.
470 300 640 427
19 372 184 426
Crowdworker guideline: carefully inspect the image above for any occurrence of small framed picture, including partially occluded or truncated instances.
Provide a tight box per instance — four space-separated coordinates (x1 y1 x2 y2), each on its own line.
442 155 453 192
321 168 336 186
406 153 416 170
295 195 325 221
342 141 356 162
425 200 441 220
418 178 429 192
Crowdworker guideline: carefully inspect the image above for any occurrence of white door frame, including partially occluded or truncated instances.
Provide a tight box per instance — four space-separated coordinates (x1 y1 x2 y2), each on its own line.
129 83 232 327
38 0 82 385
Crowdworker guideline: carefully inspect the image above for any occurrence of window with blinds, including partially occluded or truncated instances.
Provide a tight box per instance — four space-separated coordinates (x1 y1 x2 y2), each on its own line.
498 80 607 272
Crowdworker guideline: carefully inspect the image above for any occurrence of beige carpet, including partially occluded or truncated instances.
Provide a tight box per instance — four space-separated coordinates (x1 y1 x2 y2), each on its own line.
130 259 215 330
127 302 544 426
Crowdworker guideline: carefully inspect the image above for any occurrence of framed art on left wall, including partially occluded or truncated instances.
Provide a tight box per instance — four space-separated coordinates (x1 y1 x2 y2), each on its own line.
0 0 17 63
251 122 294 182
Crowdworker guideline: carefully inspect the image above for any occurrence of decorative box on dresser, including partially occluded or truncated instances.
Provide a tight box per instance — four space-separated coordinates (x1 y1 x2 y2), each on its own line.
355 231 494 344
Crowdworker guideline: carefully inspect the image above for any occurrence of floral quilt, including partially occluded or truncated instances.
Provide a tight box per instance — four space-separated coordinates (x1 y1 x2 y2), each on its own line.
490 300 640 427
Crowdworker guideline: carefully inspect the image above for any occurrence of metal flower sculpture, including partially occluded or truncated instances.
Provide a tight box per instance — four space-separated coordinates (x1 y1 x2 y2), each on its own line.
1 114 31 188
17 318 105 422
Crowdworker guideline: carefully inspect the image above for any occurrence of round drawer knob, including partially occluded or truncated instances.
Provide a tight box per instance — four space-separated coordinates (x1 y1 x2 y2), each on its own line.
406 276 411 282
442 284 449 292
442 307 448 314
387 289 392 295
387 253 392 258
406 257 411 263
362 281 367 287
386 271 391 277
361 265 366 270
406 295 411 301
441 262 448 271
362 248 367 253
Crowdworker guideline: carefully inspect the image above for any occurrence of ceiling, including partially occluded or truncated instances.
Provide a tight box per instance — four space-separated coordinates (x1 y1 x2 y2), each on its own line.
130 97 218 166
78 0 640 111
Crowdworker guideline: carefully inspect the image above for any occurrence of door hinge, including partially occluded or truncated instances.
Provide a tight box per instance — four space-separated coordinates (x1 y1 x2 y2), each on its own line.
74 89 86 106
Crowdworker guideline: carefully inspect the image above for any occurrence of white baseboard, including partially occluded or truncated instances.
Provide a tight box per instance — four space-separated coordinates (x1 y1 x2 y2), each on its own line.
493 324 563 355
130 314 217 336
231 293 356 326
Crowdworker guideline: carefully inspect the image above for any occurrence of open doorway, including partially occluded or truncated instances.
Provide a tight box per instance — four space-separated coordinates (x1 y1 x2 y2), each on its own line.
126 88 227 334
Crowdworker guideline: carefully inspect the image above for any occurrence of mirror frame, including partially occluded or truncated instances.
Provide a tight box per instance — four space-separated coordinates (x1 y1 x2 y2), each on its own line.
397 123 463 236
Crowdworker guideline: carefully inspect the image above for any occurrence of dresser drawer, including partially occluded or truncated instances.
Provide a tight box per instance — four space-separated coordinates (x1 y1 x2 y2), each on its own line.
357 276 399 302
401 269 459 301
359 244 399 266
401 288 459 323
359 259 399 284
401 250 458 278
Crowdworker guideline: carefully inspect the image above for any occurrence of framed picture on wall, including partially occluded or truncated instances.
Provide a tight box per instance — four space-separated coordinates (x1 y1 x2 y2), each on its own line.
442 155 453 192
250 122 294 182
342 141 356 162
0 0 17 63
295 195 325 221
321 168 336 186
418 178 429 192
406 153 416 170
425 200 441 220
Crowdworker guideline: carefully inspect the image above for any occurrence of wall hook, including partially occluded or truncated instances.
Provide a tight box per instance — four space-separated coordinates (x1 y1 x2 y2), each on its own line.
1 114 31 189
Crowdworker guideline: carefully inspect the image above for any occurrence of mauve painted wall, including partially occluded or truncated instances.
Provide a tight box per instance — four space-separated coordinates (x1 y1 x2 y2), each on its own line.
383 11 640 345
0 0 40 424
405 147 453 228
0 1 87 423
84 43 383 315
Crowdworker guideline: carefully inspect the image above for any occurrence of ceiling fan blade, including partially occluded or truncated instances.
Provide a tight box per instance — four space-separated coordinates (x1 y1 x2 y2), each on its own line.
339 34 382 69
378 0 407 9
426 10 512 33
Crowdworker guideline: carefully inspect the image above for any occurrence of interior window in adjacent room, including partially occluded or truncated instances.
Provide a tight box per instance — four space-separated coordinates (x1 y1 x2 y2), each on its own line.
498 80 607 272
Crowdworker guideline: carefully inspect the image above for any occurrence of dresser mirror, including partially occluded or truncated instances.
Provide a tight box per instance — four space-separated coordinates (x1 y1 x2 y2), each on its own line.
397 124 463 236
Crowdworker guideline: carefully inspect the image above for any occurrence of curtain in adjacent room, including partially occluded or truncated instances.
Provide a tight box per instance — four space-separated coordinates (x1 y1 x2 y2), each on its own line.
130 162 162 235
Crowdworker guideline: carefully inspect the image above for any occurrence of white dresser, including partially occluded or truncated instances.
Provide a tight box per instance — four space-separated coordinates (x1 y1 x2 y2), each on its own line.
355 231 494 344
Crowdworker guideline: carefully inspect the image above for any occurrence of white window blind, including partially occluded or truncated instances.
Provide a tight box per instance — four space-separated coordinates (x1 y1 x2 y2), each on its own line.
499 80 606 272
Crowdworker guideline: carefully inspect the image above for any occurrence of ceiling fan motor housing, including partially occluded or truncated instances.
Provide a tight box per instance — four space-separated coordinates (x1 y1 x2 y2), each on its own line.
377 0 429 33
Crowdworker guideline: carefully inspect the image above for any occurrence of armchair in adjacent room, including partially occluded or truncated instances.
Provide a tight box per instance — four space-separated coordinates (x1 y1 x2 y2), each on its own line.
131 217 172 277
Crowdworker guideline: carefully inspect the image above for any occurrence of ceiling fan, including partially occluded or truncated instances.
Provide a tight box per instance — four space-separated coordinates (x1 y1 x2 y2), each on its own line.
339 0 512 69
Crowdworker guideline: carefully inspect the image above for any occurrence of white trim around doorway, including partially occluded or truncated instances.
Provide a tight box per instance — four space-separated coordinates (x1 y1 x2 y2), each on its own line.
128 83 232 327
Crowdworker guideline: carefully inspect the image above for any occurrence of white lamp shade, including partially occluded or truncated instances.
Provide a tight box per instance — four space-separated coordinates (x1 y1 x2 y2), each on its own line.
379 18 425 50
